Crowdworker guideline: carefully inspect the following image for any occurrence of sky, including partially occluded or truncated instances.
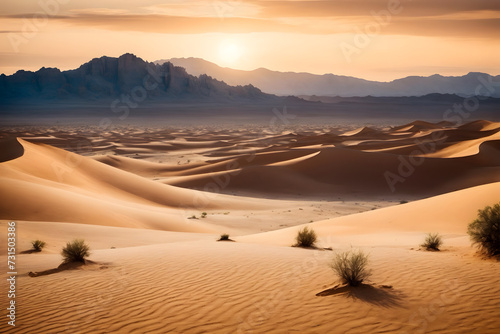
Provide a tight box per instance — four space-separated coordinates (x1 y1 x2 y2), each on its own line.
0 0 499 81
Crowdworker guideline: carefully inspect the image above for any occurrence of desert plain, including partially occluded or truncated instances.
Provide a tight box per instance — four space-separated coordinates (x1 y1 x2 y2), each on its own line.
1 119 500 333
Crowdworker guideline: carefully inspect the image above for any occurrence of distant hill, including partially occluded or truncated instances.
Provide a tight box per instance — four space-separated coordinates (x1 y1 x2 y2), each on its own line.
0 54 280 103
2 54 499 123
158 57 500 98
299 93 488 105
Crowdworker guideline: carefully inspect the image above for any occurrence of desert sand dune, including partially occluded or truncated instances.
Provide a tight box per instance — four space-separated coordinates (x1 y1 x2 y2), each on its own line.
94 155 202 176
0 136 24 162
3 221 499 333
239 182 500 246
0 138 276 231
391 120 445 132
167 144 500 198
458 120 500 132
340 126 388 139
0 120 499 334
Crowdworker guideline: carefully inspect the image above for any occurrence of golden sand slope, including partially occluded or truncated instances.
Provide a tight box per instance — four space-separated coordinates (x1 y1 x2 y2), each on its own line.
0 139 274 232
240 182 500 246
0 121 499 333
3 218 499 333
166 142 500 198
1 172 499 333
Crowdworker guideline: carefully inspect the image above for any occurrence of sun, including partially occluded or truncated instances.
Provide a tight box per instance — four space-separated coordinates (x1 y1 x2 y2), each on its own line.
218 41 243 66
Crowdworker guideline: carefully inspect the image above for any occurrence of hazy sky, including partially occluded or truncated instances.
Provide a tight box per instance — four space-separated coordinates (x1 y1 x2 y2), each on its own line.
1 0 499 81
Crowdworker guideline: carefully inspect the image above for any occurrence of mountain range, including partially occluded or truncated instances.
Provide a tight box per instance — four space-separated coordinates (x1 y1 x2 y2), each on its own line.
0 54 279 104
159 57 500 98
1 53 499 123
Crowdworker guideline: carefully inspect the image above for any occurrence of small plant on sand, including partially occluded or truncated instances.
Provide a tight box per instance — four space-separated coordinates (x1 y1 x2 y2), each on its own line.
218 233 230 241
201 212 207 218
294 226 317 248
31 240 46 252
468 203 500 256
61 239 90 263
421 232 443 251
330 249 371 286
399 200 408 204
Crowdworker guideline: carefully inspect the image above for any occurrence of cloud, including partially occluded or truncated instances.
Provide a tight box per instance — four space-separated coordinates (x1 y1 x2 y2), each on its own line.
384 17 500 38
0 13 302 34
253 0 500 18
1 0 499 38
62 13 298 34
144 1 260 18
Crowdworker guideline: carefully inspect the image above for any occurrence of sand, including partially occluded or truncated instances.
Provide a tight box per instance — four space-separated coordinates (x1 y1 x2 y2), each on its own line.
1 120 499 333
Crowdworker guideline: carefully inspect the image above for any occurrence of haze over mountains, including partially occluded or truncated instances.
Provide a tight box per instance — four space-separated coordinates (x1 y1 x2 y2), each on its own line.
161 57 500 98
1 53 499 124
0 54 277 103
2 53 499 105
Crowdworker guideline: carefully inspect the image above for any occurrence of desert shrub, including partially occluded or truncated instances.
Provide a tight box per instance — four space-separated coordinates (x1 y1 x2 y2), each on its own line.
201 212 207 218
330 249 371 286
421 232 443 251
468 203 500 256
31 240 46 252
61 239 90 263
219 233 230 241
294 226 317 248
400 200 408 204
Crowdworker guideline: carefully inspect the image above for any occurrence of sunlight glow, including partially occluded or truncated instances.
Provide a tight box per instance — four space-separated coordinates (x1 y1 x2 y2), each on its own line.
218 41 243 66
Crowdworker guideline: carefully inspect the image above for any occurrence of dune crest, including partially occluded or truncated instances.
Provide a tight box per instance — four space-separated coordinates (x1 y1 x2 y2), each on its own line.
0 138 272 231
0 137 24 162
1 120 499 333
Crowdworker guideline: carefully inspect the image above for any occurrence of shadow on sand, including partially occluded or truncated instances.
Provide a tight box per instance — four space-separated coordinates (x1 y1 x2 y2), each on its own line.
28 260 100 277
316 283 404 308
20 249 41 254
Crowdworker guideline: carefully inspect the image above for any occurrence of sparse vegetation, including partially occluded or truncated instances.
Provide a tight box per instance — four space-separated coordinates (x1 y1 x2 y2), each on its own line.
218 233 230 241
400 200 408 204
201 212 207 218
188 215 198 219
468 203 500 256
61 239 90 263
421 232 443 251
330 249 371 286
31 240 46 252
294 226 317 248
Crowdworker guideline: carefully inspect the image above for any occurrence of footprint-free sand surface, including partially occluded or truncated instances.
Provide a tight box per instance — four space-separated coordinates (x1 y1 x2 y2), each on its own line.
1 120 499 333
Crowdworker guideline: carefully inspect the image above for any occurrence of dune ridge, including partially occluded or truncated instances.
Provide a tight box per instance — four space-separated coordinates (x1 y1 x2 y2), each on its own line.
0 138 274 232
1 120 499 333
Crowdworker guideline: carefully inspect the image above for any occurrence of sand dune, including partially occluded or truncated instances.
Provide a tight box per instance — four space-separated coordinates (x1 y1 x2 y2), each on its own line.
0 136 24 162
0 138 275 232
167 144 500 198
1 120 499 334
239 182 500 246
3 219 499 333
